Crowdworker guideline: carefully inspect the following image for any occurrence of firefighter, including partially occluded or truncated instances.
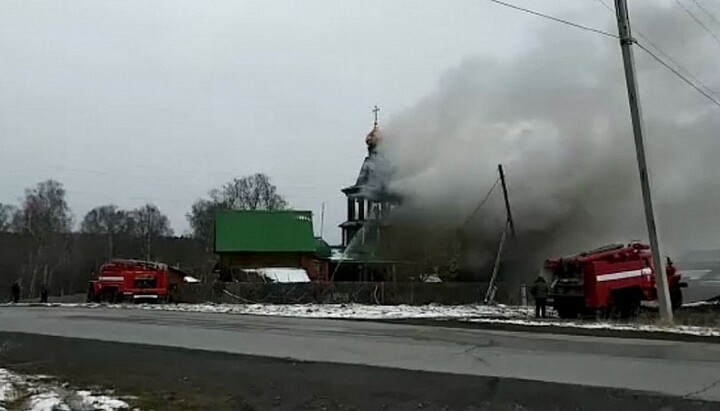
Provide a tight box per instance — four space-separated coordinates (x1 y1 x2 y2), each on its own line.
10 281 20 304
39 283 49 304
666 256 677 276
530 276 548 318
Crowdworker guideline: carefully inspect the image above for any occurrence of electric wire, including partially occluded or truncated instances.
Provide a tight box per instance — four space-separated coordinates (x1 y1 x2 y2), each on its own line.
674 0 720 47
485 0 619 38
594 0 720 108
688 0 720 28
635 41 720 109
463 177 501 227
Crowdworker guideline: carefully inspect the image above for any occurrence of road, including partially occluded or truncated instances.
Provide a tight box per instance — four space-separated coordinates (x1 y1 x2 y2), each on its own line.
1 306 719 409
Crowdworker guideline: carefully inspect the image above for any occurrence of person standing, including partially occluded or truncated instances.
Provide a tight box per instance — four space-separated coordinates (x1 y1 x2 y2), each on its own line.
10 281 20 304
39 283 49 303
530 276 549 318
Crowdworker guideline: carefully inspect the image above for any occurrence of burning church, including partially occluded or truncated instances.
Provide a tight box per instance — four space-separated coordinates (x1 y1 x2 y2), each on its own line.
332 107 404 281
331 107 513 284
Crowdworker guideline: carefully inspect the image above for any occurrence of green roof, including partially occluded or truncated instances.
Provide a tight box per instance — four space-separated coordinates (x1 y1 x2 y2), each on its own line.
215 210 317 253
314 237 332 259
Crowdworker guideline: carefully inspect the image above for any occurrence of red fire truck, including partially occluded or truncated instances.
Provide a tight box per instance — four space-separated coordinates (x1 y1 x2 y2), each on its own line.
545 243 687 319
87 259 186 303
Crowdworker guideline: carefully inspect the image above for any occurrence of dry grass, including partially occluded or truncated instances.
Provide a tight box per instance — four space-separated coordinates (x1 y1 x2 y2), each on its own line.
634 302 720 328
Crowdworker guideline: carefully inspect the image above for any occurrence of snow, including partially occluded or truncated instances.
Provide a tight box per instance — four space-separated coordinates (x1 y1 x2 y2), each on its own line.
0 368 130 411
330 249 352 262
117 302 720 337
75 390 133 411
467 317 720 337
28 392 68 411
120 302 535 319
246 267 310 283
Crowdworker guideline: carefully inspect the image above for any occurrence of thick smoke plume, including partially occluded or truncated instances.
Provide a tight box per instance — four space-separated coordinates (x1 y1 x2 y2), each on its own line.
378 3 720 280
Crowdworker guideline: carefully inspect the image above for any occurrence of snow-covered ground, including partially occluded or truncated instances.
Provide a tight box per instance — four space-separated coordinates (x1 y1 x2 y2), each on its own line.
467 317 720 337
99 302 536 320
0 368 131 411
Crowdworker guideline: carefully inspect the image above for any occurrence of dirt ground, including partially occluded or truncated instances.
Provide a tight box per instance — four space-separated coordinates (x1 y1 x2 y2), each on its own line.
0 332 716 411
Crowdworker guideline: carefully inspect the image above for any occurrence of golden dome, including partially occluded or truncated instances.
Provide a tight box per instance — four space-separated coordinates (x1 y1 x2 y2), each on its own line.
365 125 380 149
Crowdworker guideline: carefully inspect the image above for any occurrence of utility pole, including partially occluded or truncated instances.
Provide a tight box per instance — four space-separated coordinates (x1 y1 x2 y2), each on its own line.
485 164 515 303
498 164 516 237
320 202 326 238
614 0 673 321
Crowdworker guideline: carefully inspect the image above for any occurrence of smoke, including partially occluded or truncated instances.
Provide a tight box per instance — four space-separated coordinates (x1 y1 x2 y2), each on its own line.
377 2 720 273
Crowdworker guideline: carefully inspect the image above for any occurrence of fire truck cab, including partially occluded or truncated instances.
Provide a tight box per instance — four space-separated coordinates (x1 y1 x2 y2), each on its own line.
545 243 687 319
87 259 185 303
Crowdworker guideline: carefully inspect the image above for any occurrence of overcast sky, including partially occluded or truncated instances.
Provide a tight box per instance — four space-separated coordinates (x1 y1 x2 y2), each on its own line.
1 0 717 245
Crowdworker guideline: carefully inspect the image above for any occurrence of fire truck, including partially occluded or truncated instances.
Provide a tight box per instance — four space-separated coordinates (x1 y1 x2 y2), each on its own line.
545 243 687 319
87 259 186 303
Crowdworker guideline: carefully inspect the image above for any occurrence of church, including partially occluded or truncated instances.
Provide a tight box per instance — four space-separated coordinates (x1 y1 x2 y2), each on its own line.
331 107 403 281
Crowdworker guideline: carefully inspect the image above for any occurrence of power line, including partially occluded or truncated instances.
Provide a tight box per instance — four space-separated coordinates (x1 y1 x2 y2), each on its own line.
593 0 720 106
634 32 719 99
485 0 619 39
688 0 720 28
674 0 720 47
635 41 720 109
463 177 500 227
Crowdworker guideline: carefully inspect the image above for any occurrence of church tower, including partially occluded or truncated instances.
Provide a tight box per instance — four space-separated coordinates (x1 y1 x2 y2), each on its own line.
339 106 399 248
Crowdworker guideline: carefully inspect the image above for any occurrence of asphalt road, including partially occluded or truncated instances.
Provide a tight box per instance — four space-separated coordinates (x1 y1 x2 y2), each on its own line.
1 306 720 407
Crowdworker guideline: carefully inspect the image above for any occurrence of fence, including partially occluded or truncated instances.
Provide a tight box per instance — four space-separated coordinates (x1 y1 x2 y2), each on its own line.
178 282 509 305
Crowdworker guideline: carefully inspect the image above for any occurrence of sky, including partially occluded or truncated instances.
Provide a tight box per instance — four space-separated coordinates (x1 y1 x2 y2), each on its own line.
1 0 719 248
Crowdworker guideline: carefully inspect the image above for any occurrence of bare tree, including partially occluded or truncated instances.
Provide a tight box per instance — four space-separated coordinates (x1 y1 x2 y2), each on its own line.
13 180 73 297
129 204 173 260
81 204 135 257
187 173 288 250
212 173 288 210
15 180 73 235
0 203 18 232
81 205 123 233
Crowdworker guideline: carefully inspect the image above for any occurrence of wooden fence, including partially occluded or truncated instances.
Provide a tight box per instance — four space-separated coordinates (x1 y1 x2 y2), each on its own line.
178 281 510 305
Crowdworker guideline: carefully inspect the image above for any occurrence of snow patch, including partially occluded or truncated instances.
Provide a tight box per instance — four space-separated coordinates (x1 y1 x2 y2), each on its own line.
467 317 720 337
75 390 133 411
0 368 130 410
245 268 310 283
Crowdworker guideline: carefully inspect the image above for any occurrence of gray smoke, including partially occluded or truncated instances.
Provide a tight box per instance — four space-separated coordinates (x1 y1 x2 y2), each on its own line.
378 2 720 269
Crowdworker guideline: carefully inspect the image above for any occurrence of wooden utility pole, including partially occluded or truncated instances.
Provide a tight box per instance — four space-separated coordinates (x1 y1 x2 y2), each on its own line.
614 0 673 321
485 164 515 303
498 164 516 237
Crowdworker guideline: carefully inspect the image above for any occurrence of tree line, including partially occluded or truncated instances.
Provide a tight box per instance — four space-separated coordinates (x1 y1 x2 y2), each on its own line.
0 173 287 298
0 172 287 242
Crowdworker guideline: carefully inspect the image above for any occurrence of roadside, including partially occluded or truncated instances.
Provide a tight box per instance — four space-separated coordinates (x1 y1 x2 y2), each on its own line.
0 332 716 411
4 300 719 342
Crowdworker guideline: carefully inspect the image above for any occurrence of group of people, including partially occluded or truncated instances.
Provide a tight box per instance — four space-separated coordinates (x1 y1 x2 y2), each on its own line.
8 281 48 304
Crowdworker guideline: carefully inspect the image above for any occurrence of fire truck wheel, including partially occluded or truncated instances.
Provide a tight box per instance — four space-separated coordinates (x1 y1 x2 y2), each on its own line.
554 299 581 319
670 287 683 310
609 291 641 319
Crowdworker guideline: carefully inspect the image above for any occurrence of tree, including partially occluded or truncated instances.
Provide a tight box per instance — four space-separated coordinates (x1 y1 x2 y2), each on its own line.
81 204 137 257
12 180 73 297
0 203 18 232
81 205 126 234
187 173 288 250
129 204 173 260
211 173 288 211
16 180 73 234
